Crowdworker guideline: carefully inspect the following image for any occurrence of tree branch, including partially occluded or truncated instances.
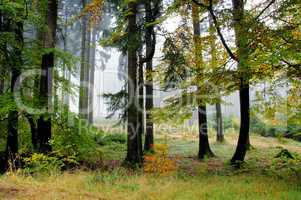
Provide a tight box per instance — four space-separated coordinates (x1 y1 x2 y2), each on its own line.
192 0 237 61
208 7 237 61
255 0 276 21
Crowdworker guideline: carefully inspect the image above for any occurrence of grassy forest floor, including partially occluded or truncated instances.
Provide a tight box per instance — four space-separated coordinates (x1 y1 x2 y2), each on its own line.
0 131 301 200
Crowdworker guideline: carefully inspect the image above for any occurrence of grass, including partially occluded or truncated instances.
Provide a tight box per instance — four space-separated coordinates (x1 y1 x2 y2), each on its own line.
0 131 300 200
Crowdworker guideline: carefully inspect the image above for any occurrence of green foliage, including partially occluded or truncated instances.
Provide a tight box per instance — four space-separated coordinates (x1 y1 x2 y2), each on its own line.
95 133 127 146
269 149 301 181
23 153 65 175
51 110 103 164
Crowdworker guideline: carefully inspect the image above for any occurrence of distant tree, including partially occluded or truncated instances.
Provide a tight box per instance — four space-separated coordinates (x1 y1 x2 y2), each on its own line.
79 0 90 119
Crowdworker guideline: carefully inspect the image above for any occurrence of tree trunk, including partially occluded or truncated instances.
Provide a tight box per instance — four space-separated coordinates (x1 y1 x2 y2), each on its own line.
0 17 3 95
198 105 215 159
144 0 154 152
208 14 224 143
125 1 143 166
231 0 250 164
0 78 3 95
192 3 214 159
37 0 58 153
215 102 224 142
88 28 97 124
79 0 89 119
25 114 37 150
138 54 144 150
6 21 23 169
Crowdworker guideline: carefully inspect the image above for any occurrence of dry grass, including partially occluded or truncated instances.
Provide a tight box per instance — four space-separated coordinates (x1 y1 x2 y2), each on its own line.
0 133 300 200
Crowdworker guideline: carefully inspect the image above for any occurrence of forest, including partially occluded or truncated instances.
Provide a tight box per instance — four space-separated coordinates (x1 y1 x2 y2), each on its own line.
0 0 300 199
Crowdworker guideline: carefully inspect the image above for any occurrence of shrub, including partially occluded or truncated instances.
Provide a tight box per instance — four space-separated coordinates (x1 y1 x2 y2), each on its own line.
144 144 177 175
269 149 301 181
96 133 127 146
51 111 103 166
23 153 65 175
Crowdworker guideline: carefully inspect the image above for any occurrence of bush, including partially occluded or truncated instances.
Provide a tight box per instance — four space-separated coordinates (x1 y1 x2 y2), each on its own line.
23 153 65 175
95 133 127 146
144 144 178 175
51 111 103 166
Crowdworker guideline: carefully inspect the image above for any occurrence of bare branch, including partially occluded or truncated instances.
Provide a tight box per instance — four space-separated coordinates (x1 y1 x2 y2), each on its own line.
255 0 276 21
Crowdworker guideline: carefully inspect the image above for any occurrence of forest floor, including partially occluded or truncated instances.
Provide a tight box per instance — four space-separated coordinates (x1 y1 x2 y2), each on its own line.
0 132 301 200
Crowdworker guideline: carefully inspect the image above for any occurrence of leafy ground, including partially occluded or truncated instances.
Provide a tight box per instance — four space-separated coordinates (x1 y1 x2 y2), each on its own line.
0 132 301 200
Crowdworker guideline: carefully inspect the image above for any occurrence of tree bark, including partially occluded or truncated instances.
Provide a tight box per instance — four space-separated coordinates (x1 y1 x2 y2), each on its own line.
215 102 224 142
25 114 38 150
192 3 214 159
79 0 89 119
6 21 23 168
37 0 58 153
88 28 97 124
125 1 143 166
138 57 144 146
144 0 154 152
231 0 251 164
0 10 4 95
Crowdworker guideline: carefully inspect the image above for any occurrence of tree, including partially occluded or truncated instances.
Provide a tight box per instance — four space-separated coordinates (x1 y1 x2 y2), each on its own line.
192 3 215 159
6 19 23 169
79 0 90 120
37 0 58 153
88 27 97 124
140 0 161 152
125 1 143 166
209 15 224 143
144 0 156 152
230 0 250 163
192 0 250 163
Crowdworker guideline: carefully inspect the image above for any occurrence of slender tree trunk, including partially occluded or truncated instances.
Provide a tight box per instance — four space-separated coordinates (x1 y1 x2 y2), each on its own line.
0 11 4 95
25 114 37 150
138 52 144 151
62 8 69 110
208 15 224 143
88 28 97 124
231 0 250 164
79 0 89 119
192 3 214 159
125 1 143 166
137 58 144 157
144 0 154 152
0 78 3 95
215 102 224 142
6 21 23 169
37 0 58 153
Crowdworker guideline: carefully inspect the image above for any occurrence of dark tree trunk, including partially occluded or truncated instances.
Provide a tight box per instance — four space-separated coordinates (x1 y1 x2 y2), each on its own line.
144 0 154 152
125 1 143 166
37 0 57 153
0 10 4 95
0 79 3 95
88 28 97 124
215 102 224 142
231 82 250 163
37 53 54 153
25 114 38 150
192 3 214 159
198 105 214 159
6 21 23 169
138 57 144 147
231 0 250 164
